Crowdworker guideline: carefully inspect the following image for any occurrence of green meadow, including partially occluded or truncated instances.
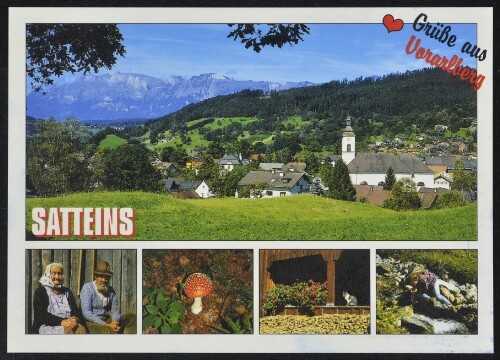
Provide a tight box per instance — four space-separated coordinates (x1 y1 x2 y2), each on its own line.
98 134 128 149
26 192 477 240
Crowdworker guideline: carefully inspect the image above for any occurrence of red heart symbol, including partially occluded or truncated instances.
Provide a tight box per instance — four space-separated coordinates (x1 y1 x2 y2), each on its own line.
383 14 404 33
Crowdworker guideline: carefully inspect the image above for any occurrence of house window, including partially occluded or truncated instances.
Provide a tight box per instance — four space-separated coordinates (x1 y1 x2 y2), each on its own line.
266 191 273 196
360 181 368 185
280 192 286 196
347 144 351 152
417 182 425 186
378 181 385 187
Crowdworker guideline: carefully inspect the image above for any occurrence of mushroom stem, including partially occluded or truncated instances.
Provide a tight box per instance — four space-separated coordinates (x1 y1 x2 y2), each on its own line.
191 297 203 315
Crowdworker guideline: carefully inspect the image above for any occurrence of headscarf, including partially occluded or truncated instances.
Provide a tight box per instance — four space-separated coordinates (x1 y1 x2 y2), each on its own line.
39 262 64 289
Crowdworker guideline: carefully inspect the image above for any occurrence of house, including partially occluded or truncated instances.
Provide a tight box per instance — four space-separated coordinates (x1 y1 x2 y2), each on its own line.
165 177 213 198
353 185 391 207
418 187 449 209
154 161 177 176
259 163 284 171
434 172 453 189
282 162 307 172
425 155 477 173
434 124 448 131
186 160 203 175
237 171 309 198
219 153 250 172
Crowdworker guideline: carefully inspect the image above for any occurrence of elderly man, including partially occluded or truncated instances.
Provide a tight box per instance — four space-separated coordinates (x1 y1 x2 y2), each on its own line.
80 260 136 334
32 262 87 334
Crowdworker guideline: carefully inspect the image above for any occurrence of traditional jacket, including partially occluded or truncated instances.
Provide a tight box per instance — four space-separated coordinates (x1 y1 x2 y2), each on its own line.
80 282 121 324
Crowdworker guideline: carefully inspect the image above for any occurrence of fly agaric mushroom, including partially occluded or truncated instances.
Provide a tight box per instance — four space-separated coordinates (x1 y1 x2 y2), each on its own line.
183 273 213 315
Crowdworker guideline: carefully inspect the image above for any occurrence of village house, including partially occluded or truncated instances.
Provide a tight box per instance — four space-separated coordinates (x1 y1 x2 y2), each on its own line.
434 124 448 131
219 153 250 172
353 185 391 207
236 170 309 198
433 172 453 189
186 159 203 175
425 155 477 173
418 187 449 209
282 162 307 172
165 177 213 198
259 162 285 171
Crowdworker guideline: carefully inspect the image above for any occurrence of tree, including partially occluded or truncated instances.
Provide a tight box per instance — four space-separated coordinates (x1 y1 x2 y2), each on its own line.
384 167 396 190
383 178 421 210
434 191 468 209
27 118 92 197
206 142 225 159
103 144 161 191
324 159 355 201
227 24 310 53
26 24 126 92
452 160 476 194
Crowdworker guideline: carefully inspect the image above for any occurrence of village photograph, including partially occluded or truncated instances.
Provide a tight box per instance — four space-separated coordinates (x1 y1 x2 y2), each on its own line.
25 22 478 240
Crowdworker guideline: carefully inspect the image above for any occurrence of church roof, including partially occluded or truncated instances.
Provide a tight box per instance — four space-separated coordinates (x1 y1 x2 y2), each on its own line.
348 153 433 174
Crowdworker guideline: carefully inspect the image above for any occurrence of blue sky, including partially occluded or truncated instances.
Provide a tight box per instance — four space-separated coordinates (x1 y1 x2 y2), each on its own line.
31 22 478 87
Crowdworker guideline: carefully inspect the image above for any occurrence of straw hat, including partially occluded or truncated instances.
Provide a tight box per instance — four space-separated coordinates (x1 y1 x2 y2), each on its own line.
93 260 114 276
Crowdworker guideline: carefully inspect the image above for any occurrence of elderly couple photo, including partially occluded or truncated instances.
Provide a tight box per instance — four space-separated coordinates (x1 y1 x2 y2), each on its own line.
27 250 137 335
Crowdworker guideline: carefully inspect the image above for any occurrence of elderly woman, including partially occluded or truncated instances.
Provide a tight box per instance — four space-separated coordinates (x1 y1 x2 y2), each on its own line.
32 262 87 334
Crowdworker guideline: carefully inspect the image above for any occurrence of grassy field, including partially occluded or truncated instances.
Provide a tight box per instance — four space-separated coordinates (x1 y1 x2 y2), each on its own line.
26 192 477 240
99 134 128 149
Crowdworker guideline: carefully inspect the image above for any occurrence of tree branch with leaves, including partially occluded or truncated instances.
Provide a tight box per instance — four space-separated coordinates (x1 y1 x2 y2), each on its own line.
227 24 310 53
26 24 126 93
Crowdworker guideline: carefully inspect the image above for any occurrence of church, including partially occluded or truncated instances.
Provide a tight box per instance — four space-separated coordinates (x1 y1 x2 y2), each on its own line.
332 116 436 189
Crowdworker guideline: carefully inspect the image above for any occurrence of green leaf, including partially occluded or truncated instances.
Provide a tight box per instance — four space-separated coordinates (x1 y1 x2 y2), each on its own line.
160 323 172 334
209 325 231 334
169 300 185 314
168 311 181 324
156 292 168 310
142 314 157 328
145 305 159 315
170 323 183 334
154 317 162 329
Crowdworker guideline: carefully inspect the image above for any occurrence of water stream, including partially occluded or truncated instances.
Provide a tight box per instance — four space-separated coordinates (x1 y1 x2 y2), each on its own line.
412 313 468 334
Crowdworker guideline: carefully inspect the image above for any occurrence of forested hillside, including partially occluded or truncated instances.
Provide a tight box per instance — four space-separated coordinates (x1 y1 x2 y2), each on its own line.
146 67 476 148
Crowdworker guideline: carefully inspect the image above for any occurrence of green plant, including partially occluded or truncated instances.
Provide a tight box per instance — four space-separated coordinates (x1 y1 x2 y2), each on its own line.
143 287 185 334
263 280 328 315
434 191 468 209
210 314 253 334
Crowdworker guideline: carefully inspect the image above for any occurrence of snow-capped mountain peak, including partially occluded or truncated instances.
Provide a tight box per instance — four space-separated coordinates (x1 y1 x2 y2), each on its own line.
27 72 318 121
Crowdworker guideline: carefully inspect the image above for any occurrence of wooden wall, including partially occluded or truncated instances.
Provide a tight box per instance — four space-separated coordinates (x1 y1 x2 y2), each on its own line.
259 249 342 308
26 249 136 334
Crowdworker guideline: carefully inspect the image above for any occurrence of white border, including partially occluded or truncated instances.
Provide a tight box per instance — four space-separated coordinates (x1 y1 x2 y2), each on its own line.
8 7 493 353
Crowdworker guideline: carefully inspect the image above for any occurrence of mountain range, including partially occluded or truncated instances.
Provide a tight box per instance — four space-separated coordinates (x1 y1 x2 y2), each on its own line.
26 73 316 122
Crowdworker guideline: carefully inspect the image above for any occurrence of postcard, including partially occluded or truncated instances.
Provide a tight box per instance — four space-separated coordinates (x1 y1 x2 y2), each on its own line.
7 6 493 353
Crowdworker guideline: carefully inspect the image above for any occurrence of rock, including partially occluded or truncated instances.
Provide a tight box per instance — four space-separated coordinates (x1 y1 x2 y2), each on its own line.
401 315 434 334
376 260 393 275
465 285 478 303
440 286 455 304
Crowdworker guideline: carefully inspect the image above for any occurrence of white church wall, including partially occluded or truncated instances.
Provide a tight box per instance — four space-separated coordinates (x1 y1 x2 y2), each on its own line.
350 172 435 189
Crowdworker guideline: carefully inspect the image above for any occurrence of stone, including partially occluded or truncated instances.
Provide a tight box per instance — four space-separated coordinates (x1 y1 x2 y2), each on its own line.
465 285 478 303
401 315 434 334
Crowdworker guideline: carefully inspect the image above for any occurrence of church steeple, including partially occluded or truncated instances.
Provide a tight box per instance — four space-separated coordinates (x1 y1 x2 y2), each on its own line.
341 116 355 165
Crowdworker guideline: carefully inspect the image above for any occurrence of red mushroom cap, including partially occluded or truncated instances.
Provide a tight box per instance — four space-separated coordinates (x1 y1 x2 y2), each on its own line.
184 273 213 298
